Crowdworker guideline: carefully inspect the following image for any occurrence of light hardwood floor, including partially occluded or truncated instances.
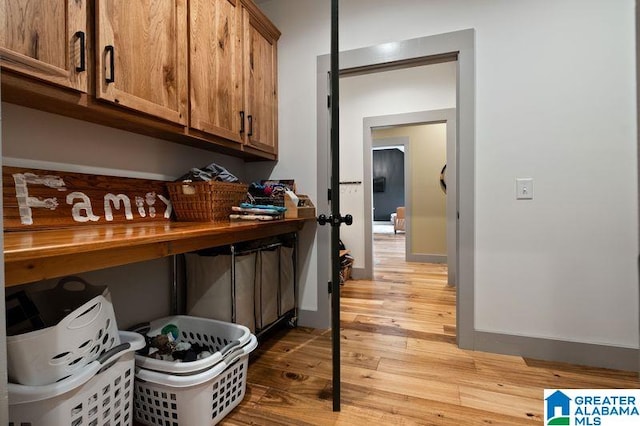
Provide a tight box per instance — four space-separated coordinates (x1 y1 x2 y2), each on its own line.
223 232 639 425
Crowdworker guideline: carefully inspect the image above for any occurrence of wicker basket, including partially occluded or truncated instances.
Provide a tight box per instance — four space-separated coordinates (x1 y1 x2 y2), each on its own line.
167 181 248 222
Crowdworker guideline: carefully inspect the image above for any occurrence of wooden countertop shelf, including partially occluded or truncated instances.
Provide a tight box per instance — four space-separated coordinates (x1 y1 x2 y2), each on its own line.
4 218 312 287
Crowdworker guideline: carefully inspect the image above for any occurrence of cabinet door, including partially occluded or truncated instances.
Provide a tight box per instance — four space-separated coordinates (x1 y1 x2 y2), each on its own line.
243 8 277 154
190 0 243 143
96 0 188 125
0 0 87 92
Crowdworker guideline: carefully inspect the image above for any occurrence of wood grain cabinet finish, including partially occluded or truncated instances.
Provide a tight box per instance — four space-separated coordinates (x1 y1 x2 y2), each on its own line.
96 0 188 125
189 0 244 143
0 0 88 92
242 3 278 155
0 0 279 159
190 0 279 154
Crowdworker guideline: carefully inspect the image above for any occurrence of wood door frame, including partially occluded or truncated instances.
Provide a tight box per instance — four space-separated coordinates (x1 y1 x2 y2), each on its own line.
0 84 7 424
365 110 456 286
316 29 475 347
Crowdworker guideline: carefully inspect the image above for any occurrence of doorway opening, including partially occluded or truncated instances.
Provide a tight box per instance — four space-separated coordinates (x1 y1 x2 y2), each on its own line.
315 30 475 385
363 120 457 285
372 142 406 238
363 113 457 286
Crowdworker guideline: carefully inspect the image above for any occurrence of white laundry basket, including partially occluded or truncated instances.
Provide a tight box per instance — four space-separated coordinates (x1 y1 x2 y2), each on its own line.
134 335 257 426
7 291 120 385
8 331 144 426
133 315 252 374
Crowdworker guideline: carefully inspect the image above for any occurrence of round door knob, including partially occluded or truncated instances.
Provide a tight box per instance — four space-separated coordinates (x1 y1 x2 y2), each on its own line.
317 214 329 226
344 214 353 226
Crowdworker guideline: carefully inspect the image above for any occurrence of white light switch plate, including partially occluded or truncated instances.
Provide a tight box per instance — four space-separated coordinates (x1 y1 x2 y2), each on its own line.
516 178 533 200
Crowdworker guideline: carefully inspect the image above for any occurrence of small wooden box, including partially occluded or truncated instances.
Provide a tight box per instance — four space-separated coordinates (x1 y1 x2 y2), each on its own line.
284 193 316 219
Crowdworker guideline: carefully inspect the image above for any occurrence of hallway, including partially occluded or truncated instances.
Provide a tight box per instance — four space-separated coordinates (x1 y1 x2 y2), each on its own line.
224 233 639 425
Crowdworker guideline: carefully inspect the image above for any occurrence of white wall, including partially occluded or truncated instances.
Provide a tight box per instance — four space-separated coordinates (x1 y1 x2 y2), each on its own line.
6 259 173 330
340 64 456 268
2 103 245 181
259 0 638 348
1 102 245 328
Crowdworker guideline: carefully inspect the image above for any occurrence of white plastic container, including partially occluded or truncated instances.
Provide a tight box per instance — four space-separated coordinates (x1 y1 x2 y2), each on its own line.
9 331 144 426
134 315 252 374
7 292 120 385
134 335 257 426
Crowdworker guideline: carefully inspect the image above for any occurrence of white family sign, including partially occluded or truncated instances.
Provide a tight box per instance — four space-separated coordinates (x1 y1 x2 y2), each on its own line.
3 167 173 230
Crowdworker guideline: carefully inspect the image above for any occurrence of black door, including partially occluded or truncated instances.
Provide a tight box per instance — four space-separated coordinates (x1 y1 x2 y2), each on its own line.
316 0 352 412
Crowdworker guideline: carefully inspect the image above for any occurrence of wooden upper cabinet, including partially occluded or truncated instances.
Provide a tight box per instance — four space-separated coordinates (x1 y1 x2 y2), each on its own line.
0 0 280 159
189 0 243 143
0 0 88 92
96 0 188 125
190 0 279 154
242 2 279 155
190 0 244 143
